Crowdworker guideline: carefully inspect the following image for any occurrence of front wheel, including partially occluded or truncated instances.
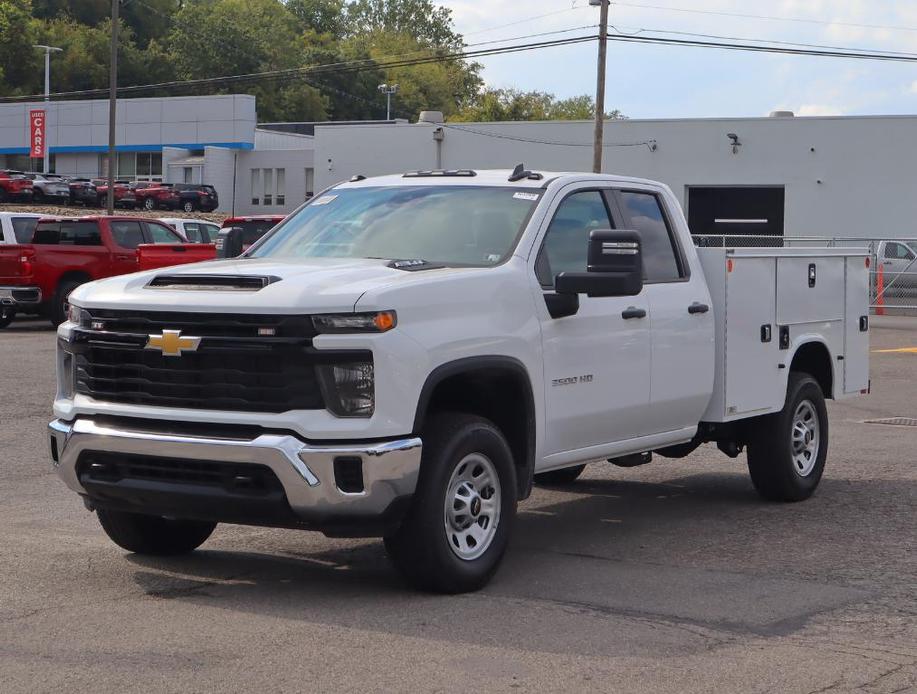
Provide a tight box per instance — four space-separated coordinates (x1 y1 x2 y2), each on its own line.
182 200 195 213
384 413 517 593
143 197 156 211
96 508 215 555
51 278 84 327
746 373 828 502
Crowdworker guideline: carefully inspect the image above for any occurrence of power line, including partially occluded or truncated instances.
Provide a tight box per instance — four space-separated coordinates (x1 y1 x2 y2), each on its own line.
611 1 917 35
0 34 599 103
440 122 656 150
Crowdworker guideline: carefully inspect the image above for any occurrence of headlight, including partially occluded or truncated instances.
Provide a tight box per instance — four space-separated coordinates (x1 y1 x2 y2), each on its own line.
313 311 396 334
67 304 83 325
317 362 374 417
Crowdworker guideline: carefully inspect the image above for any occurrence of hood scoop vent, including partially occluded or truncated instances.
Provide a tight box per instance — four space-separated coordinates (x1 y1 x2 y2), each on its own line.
146 274 280 291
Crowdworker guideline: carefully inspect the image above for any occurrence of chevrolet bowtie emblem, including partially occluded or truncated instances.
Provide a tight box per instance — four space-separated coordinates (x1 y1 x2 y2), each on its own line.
145 329 202 357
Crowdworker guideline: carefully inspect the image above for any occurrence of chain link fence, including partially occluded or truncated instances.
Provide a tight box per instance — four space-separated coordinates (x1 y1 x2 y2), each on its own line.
692 235 917 313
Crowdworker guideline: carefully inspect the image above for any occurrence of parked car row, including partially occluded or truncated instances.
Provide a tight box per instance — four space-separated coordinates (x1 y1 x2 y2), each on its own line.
0 170 219 211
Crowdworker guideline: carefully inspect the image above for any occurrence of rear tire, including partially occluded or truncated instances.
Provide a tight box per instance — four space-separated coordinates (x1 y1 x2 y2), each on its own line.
96 508 215 555
51 278 85 327
144 197 156 211
384 413 517 593
746 373 828 502
0 307 14 328
534 464 586 486
182 200 195 213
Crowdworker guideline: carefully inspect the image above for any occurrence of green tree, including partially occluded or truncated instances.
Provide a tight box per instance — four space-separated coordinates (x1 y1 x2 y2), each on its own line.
32 0 179 48
286 0 345 37
452 88 625 122
345 0 463 49
0 0 39 95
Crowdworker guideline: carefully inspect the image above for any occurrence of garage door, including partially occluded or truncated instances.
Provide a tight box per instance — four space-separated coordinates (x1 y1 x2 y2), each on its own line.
688 187 785 243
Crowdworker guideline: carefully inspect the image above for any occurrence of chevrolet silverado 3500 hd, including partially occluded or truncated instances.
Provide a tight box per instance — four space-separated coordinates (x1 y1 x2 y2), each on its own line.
49 169 870 593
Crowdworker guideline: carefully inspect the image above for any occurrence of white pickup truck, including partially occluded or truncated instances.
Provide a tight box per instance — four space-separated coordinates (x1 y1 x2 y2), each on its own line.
49 168 870 593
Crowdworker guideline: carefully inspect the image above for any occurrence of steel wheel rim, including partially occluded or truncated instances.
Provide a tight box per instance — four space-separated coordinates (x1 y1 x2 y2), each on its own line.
183 201 193 212
791 399 820 477
443 453 501 561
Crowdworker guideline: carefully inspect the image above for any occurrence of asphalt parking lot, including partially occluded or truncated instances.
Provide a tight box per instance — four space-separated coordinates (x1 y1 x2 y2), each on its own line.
1 317 915 693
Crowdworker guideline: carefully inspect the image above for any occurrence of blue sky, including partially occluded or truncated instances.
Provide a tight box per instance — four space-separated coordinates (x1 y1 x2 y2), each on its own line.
438 0 917 118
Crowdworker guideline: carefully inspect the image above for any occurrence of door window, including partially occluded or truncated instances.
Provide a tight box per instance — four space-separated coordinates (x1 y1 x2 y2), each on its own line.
11 217 39 243
536 190 614 287
109 221 144 249
59 221 102 246
884 242 915 260
145 223 184 244
618 191 683 282
182 223 202 243
202 223 219 242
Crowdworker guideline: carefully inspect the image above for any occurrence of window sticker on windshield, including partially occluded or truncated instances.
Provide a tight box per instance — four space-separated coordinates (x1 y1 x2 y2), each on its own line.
312 194 338 206
513 192 540 201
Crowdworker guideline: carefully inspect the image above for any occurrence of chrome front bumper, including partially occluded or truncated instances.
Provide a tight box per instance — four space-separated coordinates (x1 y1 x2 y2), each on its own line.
0 286 42 307
48 417 422 536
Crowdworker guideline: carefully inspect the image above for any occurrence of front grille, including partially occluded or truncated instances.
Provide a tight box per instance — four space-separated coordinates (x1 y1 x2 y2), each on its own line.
77 451 284 496
80 309 317 339
71 311 369 413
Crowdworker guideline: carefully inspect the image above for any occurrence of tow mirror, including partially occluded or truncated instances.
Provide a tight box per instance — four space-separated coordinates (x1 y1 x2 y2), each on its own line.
555 230 644 298
216 226 244 258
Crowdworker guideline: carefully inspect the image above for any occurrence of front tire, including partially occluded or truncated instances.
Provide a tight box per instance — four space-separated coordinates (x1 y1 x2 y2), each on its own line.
384 413 517 593
182 200 195 213
51 278 84 327
534 464 586 486
144 197 156 211
96 508 215 555
746 373 828 502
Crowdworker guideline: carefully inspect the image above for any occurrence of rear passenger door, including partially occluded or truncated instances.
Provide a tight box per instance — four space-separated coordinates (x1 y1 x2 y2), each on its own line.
107 220 145 275
613 188 714 435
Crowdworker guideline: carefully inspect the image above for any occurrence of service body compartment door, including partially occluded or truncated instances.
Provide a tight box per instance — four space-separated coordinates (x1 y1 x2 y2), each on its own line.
776 257 845 325
725 257 783 416
844 256 870 393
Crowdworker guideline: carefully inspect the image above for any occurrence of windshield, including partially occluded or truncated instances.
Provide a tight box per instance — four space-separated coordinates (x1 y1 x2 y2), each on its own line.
250 185 541 267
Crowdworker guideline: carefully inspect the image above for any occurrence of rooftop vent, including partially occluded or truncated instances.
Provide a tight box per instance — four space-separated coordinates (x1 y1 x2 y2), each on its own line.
769 110 795 118
418 110 444 124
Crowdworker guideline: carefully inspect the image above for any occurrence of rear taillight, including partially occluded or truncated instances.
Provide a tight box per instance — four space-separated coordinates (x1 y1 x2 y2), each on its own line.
19 254 33 277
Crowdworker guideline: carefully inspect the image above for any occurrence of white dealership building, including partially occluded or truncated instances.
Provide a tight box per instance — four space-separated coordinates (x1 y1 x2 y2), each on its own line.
1 92 916 239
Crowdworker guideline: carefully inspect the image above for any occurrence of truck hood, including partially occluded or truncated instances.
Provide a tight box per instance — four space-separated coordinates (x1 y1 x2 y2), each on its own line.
69 257 463 313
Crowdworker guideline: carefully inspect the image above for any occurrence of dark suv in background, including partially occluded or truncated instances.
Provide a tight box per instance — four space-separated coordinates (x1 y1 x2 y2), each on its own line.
68 178 98 206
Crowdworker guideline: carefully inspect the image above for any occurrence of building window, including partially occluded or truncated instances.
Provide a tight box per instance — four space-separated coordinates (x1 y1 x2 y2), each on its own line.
183 167 193 183
263 168 273 206
305 168 314 199
276 168 285 205
251 169 261 205
97 152 162 182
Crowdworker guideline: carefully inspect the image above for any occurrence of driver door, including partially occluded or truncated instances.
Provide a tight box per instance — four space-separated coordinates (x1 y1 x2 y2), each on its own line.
533 187 652 459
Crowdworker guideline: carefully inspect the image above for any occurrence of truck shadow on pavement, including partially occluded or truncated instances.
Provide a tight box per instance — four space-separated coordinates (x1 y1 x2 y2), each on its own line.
121 470 895 654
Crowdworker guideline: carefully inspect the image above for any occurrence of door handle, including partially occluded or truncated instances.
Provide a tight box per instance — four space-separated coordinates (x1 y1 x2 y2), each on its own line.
621 307 647 320
688 302 709 314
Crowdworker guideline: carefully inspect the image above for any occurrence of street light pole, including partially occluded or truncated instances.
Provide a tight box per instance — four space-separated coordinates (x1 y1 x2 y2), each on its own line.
378 83 399 121
590 0 610 174
107 0 119 216
32 45 62 174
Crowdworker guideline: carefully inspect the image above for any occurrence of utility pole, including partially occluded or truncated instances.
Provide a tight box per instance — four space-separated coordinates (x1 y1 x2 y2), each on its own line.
107 0 119 215
591 0 610 173
378 83 399 121
32 45 62 174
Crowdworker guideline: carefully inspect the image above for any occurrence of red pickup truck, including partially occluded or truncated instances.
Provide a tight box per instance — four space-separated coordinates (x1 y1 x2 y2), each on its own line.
0 216 215 328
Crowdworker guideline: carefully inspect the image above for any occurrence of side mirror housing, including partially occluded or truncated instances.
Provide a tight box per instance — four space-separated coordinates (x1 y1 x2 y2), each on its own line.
555 230 643 298
216 227 244 258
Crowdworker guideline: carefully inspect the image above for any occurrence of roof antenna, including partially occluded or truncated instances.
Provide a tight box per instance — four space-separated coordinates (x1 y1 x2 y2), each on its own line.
508 163 543 182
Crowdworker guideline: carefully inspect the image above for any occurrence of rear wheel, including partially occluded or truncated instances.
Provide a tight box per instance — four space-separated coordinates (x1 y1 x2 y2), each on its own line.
182 200 196 213
384 413 517 593
144 197 156 211
96 508 215 555
534 464 586 486
51 278 84 327
0 307 14 329
746 373 828 501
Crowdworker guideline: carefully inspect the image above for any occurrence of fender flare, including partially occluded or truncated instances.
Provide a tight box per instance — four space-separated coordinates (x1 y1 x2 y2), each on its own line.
413 355 537 499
